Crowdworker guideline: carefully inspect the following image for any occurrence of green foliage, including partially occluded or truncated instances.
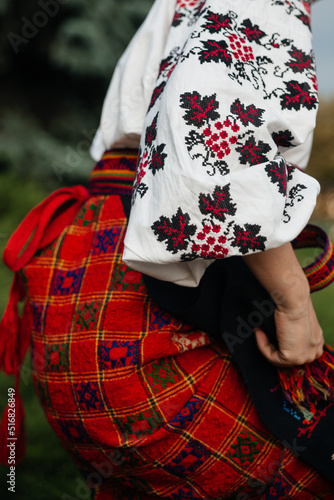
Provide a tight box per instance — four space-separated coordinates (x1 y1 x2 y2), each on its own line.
0 360 80 500
49 0 153 78
1 0 153 79
0 0 153 185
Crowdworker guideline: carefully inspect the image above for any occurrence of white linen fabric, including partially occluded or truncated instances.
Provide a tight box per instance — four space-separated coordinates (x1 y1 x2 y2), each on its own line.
92 0 320 287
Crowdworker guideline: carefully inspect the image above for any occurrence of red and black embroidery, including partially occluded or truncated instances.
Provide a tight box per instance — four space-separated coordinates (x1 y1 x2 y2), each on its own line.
231 224 267 254
202 10 232 33
198 8 278 94
240 19 266 44
296 11 311 27
280 80 317 111
230 99 265 127
174 5 316 104
172 0 206 28
172 11 184 28
158 49 181 80
181 223 229 261
227 34 254 63
152 208 197 254
133 148 148 199
180 91 220 128
180 92 231 175
286 46 313 73
272 130 295 148
181 92 272 175
145 114 158 147
149 144 167 175
237 137 271 166
297 402 333 440
151 181 270 259
199 184 237 222
134 114 167 199
135 0 317 265
199 39 233 66
270 0 311 29
158 55 174 78
148 82 166 112
264 159 287 196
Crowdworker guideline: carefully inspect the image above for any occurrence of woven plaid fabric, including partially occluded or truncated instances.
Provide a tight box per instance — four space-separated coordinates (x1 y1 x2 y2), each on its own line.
293 225 334 292
21 151 334 499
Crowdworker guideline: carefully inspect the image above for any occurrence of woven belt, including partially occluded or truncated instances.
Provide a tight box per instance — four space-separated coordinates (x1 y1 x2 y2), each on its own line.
89 149 137 196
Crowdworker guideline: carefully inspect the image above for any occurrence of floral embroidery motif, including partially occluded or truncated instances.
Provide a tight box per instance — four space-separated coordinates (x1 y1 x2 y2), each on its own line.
227 431 262 466
272 130 295 148
151 181 268 260
180 91 269 176
158 49 181 79
198 184 236 222
270 0 312 28
231 224 267 254
286 46 313 73
129 0 318 268
265 158 287 196
199 39 233 65
230 99 265 127
151 208 197 254
148 82 166 112
173 0 205 28
180 91 220 128
187 223 229 260
237 137 271 166
133 113 167 200
296 401 333 439
280 81 317 111
203 11 232 33
240 19 266 44
182 6 317 101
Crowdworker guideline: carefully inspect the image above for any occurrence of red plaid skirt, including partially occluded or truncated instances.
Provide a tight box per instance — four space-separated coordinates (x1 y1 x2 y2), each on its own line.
21 151 334 499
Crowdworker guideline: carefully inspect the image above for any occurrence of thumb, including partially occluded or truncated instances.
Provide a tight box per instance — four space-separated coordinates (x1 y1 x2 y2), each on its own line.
254 328 282 366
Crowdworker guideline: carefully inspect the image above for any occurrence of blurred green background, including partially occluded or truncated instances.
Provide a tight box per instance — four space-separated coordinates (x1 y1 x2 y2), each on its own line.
0 0 334 498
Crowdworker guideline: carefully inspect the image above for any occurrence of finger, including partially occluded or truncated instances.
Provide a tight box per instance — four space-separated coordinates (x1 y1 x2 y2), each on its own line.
315 344 324 359
254 328 285 367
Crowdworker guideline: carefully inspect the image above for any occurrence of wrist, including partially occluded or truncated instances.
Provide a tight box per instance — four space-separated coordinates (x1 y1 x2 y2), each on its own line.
271 271 310 312
243 243 310 312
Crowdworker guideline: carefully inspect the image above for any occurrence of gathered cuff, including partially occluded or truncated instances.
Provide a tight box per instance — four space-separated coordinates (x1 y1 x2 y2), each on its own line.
123 156 319 287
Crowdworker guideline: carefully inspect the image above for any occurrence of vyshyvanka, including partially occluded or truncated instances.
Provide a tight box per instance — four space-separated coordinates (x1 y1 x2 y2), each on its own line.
1 0 334 498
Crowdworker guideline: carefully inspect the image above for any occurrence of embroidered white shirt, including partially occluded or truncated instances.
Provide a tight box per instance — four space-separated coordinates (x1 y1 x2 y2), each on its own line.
92 0 320 286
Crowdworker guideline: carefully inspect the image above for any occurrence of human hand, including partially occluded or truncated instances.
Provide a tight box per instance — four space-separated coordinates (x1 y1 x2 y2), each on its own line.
242 242 325 368
254 295 324 367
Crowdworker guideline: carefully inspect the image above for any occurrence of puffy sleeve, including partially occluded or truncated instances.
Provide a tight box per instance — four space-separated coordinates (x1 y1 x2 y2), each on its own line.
122 0 320 287
90 0 176 161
